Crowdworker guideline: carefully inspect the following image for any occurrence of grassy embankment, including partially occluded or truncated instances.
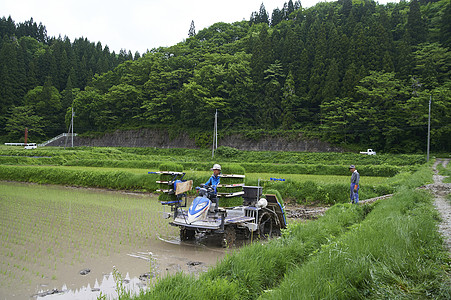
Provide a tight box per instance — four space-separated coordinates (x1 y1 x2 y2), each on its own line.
438 161 451 184
0 146 425 205
123 164 450 299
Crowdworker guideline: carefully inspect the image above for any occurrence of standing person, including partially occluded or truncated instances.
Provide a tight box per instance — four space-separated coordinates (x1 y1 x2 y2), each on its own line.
205 164 221 188
349 165 360 204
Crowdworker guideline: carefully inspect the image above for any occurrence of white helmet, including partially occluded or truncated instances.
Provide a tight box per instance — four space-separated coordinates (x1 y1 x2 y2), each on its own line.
211 164 221 171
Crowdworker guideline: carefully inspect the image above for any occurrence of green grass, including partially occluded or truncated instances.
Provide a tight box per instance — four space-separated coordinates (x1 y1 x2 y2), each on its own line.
262 187 450 299
46 167 388 187
245 172 388 185
0 155 407 176
437 161 451 183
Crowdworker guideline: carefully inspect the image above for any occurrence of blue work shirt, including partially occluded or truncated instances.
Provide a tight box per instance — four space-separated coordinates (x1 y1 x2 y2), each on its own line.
205 174 220 186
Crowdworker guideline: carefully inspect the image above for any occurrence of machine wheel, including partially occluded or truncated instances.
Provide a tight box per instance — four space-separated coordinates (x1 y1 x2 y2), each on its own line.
258 212 273 240
180 227 195 241
221 226 236 248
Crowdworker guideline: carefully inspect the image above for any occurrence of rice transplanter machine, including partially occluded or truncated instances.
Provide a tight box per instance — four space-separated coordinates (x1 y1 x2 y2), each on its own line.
149 171 287 247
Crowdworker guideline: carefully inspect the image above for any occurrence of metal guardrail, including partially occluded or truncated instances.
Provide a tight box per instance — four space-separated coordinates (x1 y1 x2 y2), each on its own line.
4 143 27 146
38 133 77 147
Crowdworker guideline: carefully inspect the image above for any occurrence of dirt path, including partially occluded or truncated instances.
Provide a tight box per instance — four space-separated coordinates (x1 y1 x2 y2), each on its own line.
284 194 395 219
425 159 451 254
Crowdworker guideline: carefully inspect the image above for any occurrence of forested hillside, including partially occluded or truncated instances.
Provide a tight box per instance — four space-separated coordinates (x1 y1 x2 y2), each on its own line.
0 17 138 138
1 0 450 152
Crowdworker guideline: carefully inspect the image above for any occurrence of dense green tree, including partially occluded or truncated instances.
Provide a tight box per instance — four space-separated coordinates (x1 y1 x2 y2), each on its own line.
322 59 340 105
354 71 411 152
406 0 427 44
340 0 353 17
71 88 103 131
5 106 45 141
260 60 285 128
23 78 63 136
250 3 269 25
188 20 196 37
342 62 359 98
439 0 451 47
412 42 451 89
321 97 356 144
271 8 284 26
286 0 295 16
281 71 298 129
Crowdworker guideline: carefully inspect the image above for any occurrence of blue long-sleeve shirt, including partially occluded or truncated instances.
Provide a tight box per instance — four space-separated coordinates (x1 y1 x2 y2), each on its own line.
205 175 220 186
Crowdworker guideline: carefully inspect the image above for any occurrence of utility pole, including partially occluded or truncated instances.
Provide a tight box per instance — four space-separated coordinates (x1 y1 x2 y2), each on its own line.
71 107 74 147
427 95 431 162
24 127 28 145
215 109 218 150
212 109 218 158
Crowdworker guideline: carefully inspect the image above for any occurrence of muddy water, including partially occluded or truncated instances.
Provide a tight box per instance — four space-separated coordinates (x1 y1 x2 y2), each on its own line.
0 182 229 299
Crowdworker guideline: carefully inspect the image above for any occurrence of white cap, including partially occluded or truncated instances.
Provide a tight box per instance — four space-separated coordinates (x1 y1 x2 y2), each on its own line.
211 164 221 170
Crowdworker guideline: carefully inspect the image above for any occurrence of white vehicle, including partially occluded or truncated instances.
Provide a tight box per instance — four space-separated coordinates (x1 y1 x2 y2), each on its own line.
360 149 376 155
24 143 37 149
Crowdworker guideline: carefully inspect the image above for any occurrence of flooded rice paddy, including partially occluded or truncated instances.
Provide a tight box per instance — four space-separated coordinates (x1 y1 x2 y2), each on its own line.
0 182 229 299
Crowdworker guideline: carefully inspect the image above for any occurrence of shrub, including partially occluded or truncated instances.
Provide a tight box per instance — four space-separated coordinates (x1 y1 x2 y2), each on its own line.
215 146 240 158
0 165 158 192
159 162 183 172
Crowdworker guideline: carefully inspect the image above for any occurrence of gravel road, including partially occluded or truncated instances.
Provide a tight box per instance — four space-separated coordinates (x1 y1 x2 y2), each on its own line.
426 159 451 254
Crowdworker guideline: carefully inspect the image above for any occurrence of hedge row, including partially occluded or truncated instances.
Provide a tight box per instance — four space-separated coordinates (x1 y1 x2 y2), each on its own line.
58 159 404 177
240 162 406 177
262 180 393 205
117 146 427 166
0 146 426 167
0 165 159 192
214 147 427 166
0 156 64 165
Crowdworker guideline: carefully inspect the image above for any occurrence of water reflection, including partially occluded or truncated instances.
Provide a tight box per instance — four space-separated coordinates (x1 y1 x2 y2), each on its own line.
36 272 146 300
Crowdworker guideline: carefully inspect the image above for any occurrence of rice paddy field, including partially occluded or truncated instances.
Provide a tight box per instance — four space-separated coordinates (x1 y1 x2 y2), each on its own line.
0 182 227 299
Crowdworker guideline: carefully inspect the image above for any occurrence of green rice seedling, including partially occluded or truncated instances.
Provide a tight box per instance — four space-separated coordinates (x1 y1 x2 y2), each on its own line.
157 162 184 201
217 164 245 207
262 189 283 206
